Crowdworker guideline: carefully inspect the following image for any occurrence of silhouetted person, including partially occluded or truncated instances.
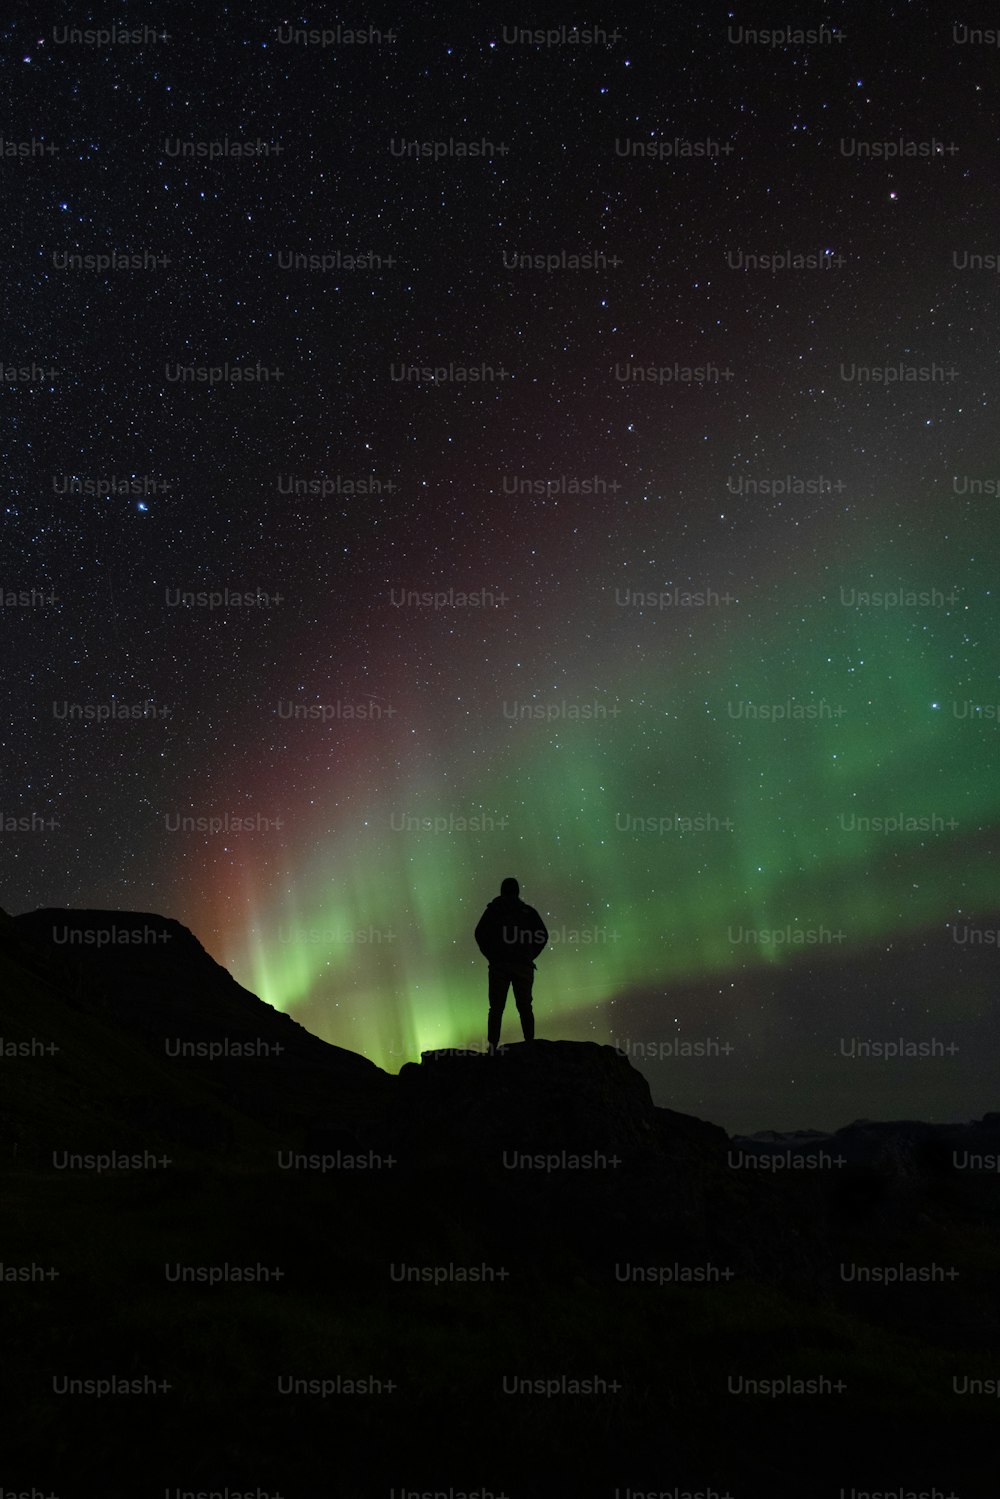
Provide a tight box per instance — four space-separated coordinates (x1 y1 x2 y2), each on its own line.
474 877 548 1053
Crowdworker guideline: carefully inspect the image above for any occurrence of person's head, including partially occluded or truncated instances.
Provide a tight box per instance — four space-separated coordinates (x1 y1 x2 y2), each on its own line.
500 876 519 900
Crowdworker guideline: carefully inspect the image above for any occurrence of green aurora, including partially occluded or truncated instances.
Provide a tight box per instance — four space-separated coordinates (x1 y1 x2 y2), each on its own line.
220 525 998 1070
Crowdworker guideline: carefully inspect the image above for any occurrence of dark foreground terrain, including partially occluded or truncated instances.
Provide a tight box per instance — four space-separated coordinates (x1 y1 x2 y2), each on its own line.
2 906 998 1496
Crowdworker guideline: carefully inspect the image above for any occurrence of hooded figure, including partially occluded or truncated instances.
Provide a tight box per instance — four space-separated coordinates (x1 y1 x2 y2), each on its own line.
474 877 548 1052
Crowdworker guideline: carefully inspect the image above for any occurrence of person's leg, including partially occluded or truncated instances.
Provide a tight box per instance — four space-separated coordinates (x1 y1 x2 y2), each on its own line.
511 970 535 1041
487 966 511 1052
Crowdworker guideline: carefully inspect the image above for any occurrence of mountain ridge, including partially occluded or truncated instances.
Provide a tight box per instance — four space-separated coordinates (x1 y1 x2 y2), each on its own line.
4 903 999 1493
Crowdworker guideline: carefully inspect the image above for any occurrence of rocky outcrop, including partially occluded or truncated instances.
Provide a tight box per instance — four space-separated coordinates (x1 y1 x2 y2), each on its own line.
392 1039 659 1163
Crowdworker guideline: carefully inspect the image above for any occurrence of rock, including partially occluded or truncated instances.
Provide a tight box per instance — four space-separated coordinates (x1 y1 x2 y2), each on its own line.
392 1039 658 1165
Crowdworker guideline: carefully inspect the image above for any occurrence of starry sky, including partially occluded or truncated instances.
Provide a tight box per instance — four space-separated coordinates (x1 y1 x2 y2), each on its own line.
4 4 999 1131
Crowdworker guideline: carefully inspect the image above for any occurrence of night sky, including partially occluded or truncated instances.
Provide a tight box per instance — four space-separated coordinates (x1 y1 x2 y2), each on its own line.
4 5 999 1131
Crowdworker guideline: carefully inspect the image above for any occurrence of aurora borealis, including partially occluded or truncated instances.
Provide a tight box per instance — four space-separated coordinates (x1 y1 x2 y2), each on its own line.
195 511 998 1096
5 7 1000 1129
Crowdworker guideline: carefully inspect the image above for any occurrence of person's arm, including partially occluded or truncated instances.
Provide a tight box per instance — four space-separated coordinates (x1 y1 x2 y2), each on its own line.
474 909 493 959
529 910 548 958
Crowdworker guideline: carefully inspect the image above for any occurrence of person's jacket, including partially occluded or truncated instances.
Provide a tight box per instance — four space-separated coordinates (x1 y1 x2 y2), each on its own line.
475 896 548 969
